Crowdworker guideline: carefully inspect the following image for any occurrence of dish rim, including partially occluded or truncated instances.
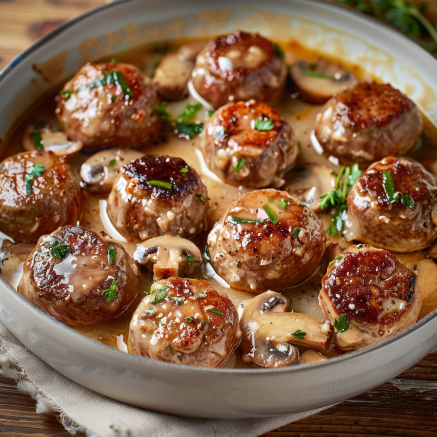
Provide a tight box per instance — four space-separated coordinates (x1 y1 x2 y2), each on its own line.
0 0 437 375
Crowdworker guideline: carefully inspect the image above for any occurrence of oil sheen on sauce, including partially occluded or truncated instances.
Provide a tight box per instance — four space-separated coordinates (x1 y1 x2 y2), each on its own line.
2 39 437 367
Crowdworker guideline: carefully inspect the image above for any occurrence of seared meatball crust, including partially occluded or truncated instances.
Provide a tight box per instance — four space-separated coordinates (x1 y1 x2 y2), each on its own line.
347 157 437 252
314 82 422 166
108 154 209 241
319 244 421 351
57 62 161 152
207 189 326 293
17 226 139 326
191 31 287 109
203 101 297 188
0 151 81 242
128 277 239 367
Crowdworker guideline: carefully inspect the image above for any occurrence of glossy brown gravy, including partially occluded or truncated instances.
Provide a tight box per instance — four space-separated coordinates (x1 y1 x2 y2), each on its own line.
3 38 437 367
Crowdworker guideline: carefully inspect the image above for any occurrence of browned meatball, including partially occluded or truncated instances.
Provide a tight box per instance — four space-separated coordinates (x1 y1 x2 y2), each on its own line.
0 151 81 242
202 101 297 187
17 226 139 326
57 62 161 152
319 244 422 351
107 154 208 241
314 82 422 166
128 277 239 367
207 189 326 293
346 157 437 252
191 31 287 109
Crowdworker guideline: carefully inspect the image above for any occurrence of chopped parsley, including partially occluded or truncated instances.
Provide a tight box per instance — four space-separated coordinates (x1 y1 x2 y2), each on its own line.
151 290 166 304
109 158 117 166
111 96 117 103
77 71 134 98
254 119 274 131
293 227 300 238
273 42 285 58
196 293 207 299
279 199 288 210
174 296 185 305
235 158 245 172
177 353 182 361
201 320 210 324
148 180 172 189
30 131 44 151
204 244 211 261
229 216 267 224
328 255 343 267
184 252 199 263
108 244 116 263
263 204 279 225
208 110 214 117
299 202 306 207
175 122 204 139
290 329 306 339
180 167 189 174
207 309 223 316
195 193 205 204
185 316 195 323
25 164 45 195
382 171 415 209
49 240 71 259
150 283 167 293
334 314 349 333
101 278 119 303
177 101 202 123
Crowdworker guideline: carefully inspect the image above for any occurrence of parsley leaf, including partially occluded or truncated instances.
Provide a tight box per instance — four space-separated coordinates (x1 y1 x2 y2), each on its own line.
177 101 202 123
108 244 116 263
102 278 119 303
25 164 45 195
254 119 274 131
290 329 306 339
49 240 71 259
328 255 343 267
273 42 285 58
151 290 166 304
184 252 199 263
263 204 279 225
334 314 349 333
30 131 44 151
235 158 245 172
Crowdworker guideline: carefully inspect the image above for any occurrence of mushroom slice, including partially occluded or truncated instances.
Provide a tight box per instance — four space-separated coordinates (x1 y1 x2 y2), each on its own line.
133 235 202 280
80 148 144 194
290 58 358 104
153 53 195 101
22 122 83 158
240 291 333 368
299 350 327 365
282 163 336 212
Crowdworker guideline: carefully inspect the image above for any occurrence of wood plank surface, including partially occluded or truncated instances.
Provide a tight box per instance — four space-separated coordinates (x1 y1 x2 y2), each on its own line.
1 0 437 436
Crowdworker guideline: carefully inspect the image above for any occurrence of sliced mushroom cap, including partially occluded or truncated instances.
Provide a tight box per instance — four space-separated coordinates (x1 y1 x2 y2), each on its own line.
240 291 333 368
290 58 358 104
299 350 327 365
133 235 202 281
80 148 144 194
22 122 83 158
282 163 336 212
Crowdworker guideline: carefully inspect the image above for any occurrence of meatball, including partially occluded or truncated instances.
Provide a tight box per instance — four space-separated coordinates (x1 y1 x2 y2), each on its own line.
346 157 437 252
319 244 422 351
57 62 161 152
17 226 139 326
202 101 297 187
128 277 239 367
107 154 208 241
207 189 326 293
0 151 81 242
191 31 287 109
314 82 422 166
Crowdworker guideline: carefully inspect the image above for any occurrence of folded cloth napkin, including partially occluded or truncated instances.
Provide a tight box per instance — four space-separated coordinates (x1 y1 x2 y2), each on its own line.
0 322 329 437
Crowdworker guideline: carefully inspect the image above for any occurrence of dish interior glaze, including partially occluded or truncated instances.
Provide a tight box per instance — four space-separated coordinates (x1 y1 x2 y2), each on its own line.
2 37 437 368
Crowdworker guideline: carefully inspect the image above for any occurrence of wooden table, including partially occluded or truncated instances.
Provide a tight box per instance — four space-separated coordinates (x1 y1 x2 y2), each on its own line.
1 1 437 436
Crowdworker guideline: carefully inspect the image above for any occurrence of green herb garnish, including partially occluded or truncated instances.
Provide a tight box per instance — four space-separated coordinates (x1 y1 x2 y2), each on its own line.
207 309 223 316
49 240 71 259
108 158 117 166
195 193 205 204
197 293 207 299
293 227 300 238
299 202 306 207
148 180 172 189
204 244 210 261
186 316 195 323
174 297 185 305
229 216 267 224
102 278 119 303
177 102 202 123
25 164 45 195
235 158 245 172
201 320 210 324
208 110 214 117
108 244 116 263
334 314 349 333
273 42 285 58
111 96 117 102
151 290 166 304
328 255 343 267
176 122 204 139
290 329 306 339
279 199 288 210
383 171 415 209
254 119 274 131
59 90 74 100
151 283 167 293
30 131 43 151
77 71 133 98
263 204 279 225
180 167 189 174
184 252 199 263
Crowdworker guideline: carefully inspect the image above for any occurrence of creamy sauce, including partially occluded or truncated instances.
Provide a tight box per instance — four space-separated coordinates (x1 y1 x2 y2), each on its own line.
2 39 437 366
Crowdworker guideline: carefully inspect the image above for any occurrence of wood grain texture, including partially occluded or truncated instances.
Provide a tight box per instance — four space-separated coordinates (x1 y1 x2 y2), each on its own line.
1 0 437 436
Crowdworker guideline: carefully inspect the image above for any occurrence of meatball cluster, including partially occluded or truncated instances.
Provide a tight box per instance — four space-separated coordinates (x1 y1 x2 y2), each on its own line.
347 157 437 252
207 189 326 292
0 151 81 242
128 277 239 367
108 154 209 241
203 101 297 187
191 31 287 109
314 82 422 166
57 62 161 152
319 244 422 350
18 226 139 326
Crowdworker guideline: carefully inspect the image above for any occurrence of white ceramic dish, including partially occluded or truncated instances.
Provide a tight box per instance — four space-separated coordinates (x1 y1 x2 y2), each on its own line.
1 0 437 419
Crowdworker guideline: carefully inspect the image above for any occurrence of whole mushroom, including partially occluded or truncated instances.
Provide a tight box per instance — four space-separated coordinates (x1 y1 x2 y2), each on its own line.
240 291 333 367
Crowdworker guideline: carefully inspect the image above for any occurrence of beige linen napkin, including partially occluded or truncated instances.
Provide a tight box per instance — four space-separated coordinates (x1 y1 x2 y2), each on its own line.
0 322 329 437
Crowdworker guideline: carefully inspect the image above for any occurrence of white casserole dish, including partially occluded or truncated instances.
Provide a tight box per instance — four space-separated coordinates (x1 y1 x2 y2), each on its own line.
1 0 437 419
